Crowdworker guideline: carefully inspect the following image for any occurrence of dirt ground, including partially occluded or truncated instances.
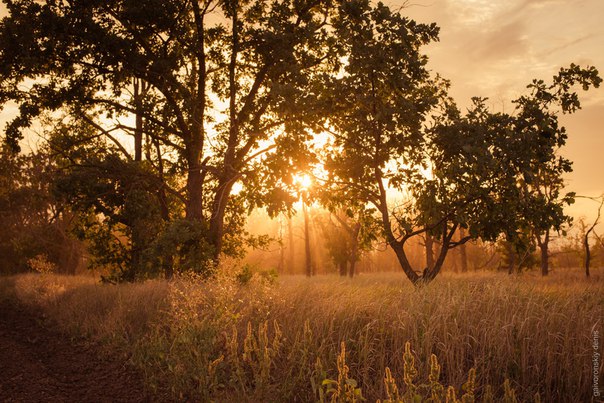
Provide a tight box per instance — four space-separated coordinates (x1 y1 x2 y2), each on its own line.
0 300 152 402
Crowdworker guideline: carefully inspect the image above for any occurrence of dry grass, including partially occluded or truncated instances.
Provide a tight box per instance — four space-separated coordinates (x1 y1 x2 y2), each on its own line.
3 273 168 345
1 269 602 402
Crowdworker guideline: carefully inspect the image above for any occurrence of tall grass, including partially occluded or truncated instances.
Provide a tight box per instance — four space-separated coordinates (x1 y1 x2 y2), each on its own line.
1 269 601 402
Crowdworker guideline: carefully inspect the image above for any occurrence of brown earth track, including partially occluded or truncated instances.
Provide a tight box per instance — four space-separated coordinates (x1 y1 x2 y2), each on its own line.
0 300 153 403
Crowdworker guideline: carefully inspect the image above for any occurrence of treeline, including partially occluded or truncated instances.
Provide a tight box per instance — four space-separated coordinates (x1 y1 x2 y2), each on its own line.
0 0 601 283
243 209 604 276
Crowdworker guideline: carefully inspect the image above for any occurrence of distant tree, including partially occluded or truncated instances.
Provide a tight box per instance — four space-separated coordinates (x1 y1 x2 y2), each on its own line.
512 64 602 275
0 0 336 276
579 195 604 277
496 233 537 274
0 146 84 274
319 214 352 276
319 208 378 277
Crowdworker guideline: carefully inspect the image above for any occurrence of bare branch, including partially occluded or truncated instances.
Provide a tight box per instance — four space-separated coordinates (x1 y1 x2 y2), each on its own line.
79 114 132 160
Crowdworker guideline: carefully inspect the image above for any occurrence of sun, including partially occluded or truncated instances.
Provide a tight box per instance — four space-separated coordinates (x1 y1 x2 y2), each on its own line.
293 173 312 191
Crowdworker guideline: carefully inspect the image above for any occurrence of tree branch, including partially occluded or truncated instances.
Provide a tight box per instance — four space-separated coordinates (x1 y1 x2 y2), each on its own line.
79 114 132 160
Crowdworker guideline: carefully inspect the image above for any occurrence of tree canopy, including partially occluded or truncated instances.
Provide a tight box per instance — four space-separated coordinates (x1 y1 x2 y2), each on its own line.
0 0 600 283
1 0 337 278
318 9 601 284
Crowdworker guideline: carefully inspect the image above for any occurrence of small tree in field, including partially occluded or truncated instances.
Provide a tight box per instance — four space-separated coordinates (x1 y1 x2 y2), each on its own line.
579 195 604 277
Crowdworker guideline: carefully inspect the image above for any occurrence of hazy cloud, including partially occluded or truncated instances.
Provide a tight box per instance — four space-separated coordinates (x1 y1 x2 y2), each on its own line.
536 34 596 58
467 19 529 61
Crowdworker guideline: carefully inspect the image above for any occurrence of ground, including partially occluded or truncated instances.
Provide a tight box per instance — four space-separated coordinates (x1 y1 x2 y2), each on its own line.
0 300 151 403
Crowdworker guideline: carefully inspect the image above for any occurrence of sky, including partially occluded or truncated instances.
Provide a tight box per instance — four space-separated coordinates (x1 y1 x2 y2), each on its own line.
396 0 604 227
1 0 603 229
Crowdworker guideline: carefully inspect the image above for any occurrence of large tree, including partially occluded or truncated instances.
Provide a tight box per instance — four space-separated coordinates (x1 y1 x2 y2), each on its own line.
0 0 336 273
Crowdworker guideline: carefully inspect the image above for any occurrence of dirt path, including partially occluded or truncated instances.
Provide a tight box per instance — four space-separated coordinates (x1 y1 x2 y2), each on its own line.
0 300 152 402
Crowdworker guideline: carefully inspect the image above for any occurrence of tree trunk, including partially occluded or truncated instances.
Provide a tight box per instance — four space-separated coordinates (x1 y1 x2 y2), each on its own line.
208 179 235 262
185 148 204 221
539 230 549 276
459 227 468 273
349 246 358 279
348 224 360 278
154 137 173 280
287 216 295 274
128 231 142 281
425 234 434 270
584 232 591 277
163 255 174 280
375 169 419 284
303 198 312 277
339 261 347 276
377 209 419 284
423 223 457 282
507 241 515 275
389 242 420 284
348 259 356 278
207 2 239 264
133 78 143 162
128 77 145 280
278 216 285 273
423 245 449 282
583 196 603 277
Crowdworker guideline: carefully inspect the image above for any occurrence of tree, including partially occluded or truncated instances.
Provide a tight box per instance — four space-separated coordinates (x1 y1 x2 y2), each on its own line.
319 208 378 277
578 195 604 277
0 0 336 275
321 13 601 285
511 64 602 275
409 98 534 282
319 0 444 284
0 145 84 274
319 3 528 284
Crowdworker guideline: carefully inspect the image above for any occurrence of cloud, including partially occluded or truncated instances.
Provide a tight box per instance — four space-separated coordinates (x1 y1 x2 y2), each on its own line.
505 0 564 16
536 34 596 58
468 19 529 61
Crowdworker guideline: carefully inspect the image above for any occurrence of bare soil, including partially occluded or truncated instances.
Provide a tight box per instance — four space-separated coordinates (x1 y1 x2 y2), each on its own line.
0 299 152 402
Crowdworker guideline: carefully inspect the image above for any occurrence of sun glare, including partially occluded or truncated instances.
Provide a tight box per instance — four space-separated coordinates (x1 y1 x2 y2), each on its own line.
231 181 243 195
294 174 312 191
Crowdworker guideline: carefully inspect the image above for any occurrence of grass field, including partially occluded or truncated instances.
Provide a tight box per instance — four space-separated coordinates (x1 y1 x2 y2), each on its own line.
1 269 602 402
